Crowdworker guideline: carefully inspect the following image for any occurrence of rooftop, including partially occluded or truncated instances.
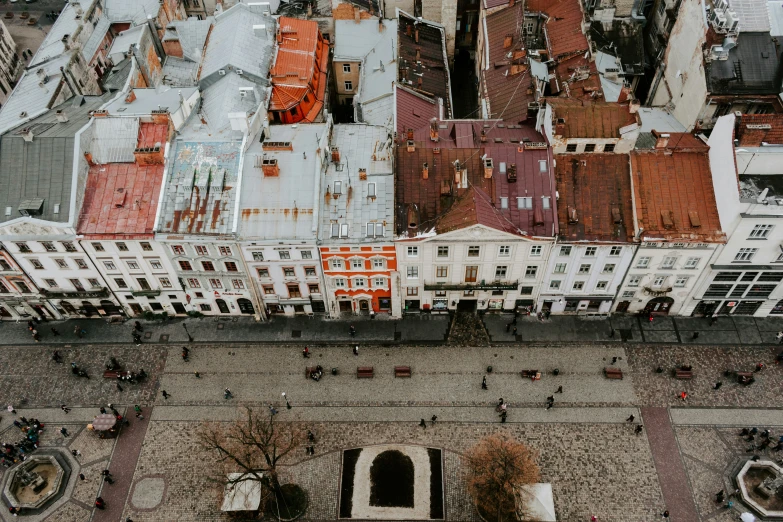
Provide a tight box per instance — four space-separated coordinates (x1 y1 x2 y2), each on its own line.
319 124 394 243
108 25 147 65
104 0 166 25
434 186 519 235
555 154 634 242
707 32 783 95
631 146 725 242
395 85 440 136
634 132 709 151
637 107 687 133
238 122 328 240
200 73 267 136
0 95 110 225
157 140 243 235
162 18 213 64
77 122 168 238
734 113 783 146
548 99 638 139
397 11 452 119
103 86 200 117
739 174 783 200
729 0 770 32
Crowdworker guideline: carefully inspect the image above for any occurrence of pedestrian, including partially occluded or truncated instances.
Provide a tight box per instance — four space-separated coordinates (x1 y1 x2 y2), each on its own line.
777 331 783 344
714 381 722 390
661 510 669 519
349 324 356 336
303 346 310 358
500 410 507 423
161 390 169 400
353 345 359 356
611 356 618 365
51 327 60 336
95 497 105 510
52 351 62 363
591 516 598 522
512 326 517 336
182 347 189 361
635 425 644 435
692 332 699 340
60 427 69 437
100 407 106 414
431 415 437 425
9 506 18 516
224 388 233 399
33 333 40 342
609 327 615 338
60 404 70 413
307 430 315 442
7 405 15 415
102 469 113 484
420 418 426 429
710 316 717 326
555 385 563 394
194 371 200 378
679 391 687 402
269 405 278 416
715 490 724 503
481 376 488 390
506 323 511 333
134 321 142 331
79 473 85 480
546 396 554 410
755 362 766 373
626 414 635 422
71 449 81 457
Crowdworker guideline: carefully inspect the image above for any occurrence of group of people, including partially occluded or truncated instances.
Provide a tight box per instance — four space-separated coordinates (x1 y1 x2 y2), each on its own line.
2 417 45 468
740 426 783 452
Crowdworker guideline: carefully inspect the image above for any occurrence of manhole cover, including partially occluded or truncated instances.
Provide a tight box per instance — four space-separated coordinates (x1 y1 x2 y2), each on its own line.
143 332 152 339
159 334 169 343
217 324 224 330
292 330 302 338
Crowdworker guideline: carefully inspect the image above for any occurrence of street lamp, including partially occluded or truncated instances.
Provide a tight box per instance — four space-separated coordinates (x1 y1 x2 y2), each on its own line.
282 392 291 410
183 323 193 342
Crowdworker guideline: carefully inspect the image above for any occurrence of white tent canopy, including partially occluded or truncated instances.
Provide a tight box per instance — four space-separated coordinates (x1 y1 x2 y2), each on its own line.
519 483 557 522
221 473 264 512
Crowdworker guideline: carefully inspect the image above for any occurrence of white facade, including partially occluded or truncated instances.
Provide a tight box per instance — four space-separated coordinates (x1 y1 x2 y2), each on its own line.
0 20 20 106
0 245 50 320
539 243 636 314
396 227 554 313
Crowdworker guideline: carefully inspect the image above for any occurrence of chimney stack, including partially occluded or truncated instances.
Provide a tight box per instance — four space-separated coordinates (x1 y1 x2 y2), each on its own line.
429 118 438 141
407 140 415 152
55 109 68 123
415 27 419 43
453 160 462 183
415 47 421 62
480 130 487 143
483 158 494 179
261 157 280 177
652 130 670 149
125 90 137 104
417 77 422 89
379 18 383 32
504 34 513 49
354 6 360 23
406 25 412 37
422 162 429 179
406 128 414 140
331 147 341 163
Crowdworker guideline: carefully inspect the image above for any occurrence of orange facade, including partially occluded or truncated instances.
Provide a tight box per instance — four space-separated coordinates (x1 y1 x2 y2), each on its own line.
320 245 397 314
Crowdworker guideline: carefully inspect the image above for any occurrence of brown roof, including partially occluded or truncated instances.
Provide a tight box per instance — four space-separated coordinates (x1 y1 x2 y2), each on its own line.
332 3 373 20
631 149 725 243
435 186 519 235
397 11 452 118
396 85 439 136
527 0 588 58
555 154 634 242
735 114 783 146
548 99 638 139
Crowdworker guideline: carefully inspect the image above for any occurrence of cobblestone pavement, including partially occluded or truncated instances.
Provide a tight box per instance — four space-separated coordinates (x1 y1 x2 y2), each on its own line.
121 420 664 522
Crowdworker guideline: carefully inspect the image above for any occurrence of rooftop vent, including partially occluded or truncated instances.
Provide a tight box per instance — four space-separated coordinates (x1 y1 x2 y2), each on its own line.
55 109 68 123
18 198 44 217
661 210 674 229
688 211 701 227
407 140 415 152
612 207 622 224
483 158 494 179
359 168 367 180
567 206 578 224
422 162 428 179
261 157 279 177
407 204 419 230
429 118 438 142
331 147 340 163
113 188 126 208
440 180 451 196
263 141 292 151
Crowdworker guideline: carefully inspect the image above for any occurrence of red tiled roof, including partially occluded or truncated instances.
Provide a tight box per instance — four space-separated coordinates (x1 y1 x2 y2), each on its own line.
137 122 167 149
396 85 439 136
527 0 588 58
735 114 783 146
435 186 518 234
631 149 725 242
555 153 634 242
269 17 326 114
548 99 638 138
333 2 373 19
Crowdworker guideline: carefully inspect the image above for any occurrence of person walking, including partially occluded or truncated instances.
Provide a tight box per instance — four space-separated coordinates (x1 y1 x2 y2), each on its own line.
481 376 488 390
194 371 200 378
302 346 310 358
545 396 554 410
95 497 105 510
679 391 688 402
182 347 189 361
79 473 85 481
500 410 507 423
715 490 724 503
60 427 69 437
661 510 669 519
419 418 427 429
161 390 170 400
224 388 233 399
555 385 563 394
102 469 114 484
635 425 644 435
714 381 723 390
349 324 356 337
431 415 437 425
269 405 278 416
52 351 62 363
353 345 359 356
60 405 70 414
71 449 81 457
626 414 635 423
7 405 15 415
134 321 142 332
50 327 60 336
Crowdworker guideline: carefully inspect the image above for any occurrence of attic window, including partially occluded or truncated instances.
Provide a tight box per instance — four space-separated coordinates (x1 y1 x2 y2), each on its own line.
341 224 349 237
331 223 339 237
542 196 551 209
556 118 566 124
612 207 621 223
566 144 577 152
334 181 342 195
603 143 615 152
53 204 60 214
584 144 596 152
368 182 376 198
500 197 508 209
4 207 10 216
494 138 503 143
688 211 701 227
517 197 532 209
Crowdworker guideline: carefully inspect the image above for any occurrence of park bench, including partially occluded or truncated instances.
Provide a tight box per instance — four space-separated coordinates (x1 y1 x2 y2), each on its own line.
737 371 755 385
520 369 541 381
675 369 694 380
394 366 412 378
604 367 623 380
357 366 374 378
103 369 124 379
305 367 316 379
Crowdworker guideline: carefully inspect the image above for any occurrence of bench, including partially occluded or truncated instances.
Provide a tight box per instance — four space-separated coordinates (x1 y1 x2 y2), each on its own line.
305 366 316 379
357 366 374 378
737 371 755 385
675 369 694 380
604 367 623 380
394 366 412 378
520 370 541 381
103 369 123 379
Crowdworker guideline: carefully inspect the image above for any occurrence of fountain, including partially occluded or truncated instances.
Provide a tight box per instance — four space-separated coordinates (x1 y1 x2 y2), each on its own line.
736 459 783 519
2 455 66 512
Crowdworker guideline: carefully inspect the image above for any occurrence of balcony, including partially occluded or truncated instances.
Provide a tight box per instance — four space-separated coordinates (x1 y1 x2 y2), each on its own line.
642 286 672 297
423 281 519 291
131 289 162 297
40 288 110 299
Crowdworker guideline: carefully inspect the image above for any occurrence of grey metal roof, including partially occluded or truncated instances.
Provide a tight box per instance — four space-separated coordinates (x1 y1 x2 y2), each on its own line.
319 124 394 243
355 19 397 126
82 16 111 62
729 0 770 32
238 123 329 240
108 24 146 64
201 74 265 135
770 0 783 37
707 32 783 94
163 18 213 63
162 57 200 87
157 140 243 235
334 19 393 60
104 0 162 25
0 95 110 225
102 58 134 91
634 132 657 150
637 107 687 133
90 117 140 163
29 1 85 67
200 4 276 86
103 86 199 115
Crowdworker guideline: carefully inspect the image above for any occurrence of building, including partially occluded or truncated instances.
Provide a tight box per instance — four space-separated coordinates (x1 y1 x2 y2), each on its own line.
0 20 21 106
238 121 331 317
395 119 557 314
160 18 213 87
540 99 640 155
268 17 328 124
613 132 727 315
0 94 126 319
538 154 637 314
682 113 783 316
106 24 165 89
333 17 397 125
182 0 218 19
318 124 398 317
0 245 43 320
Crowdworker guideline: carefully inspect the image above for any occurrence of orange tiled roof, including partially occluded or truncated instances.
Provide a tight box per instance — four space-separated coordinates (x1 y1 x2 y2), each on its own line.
527 0 589 58
270 17 323 112
735 114 783 146
548 99 638 139
333 3 373 20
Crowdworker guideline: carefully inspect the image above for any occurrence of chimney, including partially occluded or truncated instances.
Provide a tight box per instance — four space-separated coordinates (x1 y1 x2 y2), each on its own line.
417 77 422 89
453 160 462 183
415 47 421 62
629 100 640 114
253 25 268 39
21 128 33 142
93 110 108 118
359 168 367 180
407 140 415 152
415 27 419 43
406 128 414 140
480 130 487 142
652 130 670 149
354 6 360 23
429 118 438 141
567 206 578 224
379 18 383 32
261 157 279 177
483 158 494 178
407 204 420 231
422 162 429 179
134 143 164 165
113 188 127 208
55 109 68 123
406 25 412 37
124 90 137 104
507 163 517 183
331 147 341 163
84 152 96 166
504 34 513 49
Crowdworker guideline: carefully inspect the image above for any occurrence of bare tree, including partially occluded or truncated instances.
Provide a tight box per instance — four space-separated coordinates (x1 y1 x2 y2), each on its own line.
199 406 305 513
464 434 540 522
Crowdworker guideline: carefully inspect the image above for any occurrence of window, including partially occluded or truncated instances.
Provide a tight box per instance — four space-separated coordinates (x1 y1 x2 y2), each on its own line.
309 283 321 293
495 266 507 278
661 256 677 269
127 261 140 270
55 259 68 269
0 260 10 271
609 246 622 256
602 264 616 274
344 80 353 91
674 275 689 287
137 278 151 290
748 224 774 239
233 279 245 290
283 267 296 277
89 242 104 253
684 257 700 269
15 243 30 253
465 266 478 282
305 267 317 276
354 278 366 287
407 266 419 279
747 284 777 298
225 261 238 272
436 266 448 278
366 223 384 237
500 197 508 209
407 287 418 296
179 260 193 271
219 246 232 256
188 278 201 288
578 264 591 274
560 246 572 256
30 259 44 269
467 246 480 257
200 304 212 311
263 285 276 295
279 251 290 260
585 247 597 256
437 246 449 257
653 276 667 287
301 250 313 259
498 245 510 257
335 278 347 288
530 245 542 256
636 257 651 268
257 268 270 278
75 258 88 269
44 279 57 288
584 144 596 152
372 258 385 269
628 275 641 287
352 258 364 269
0 281 8 293
435 290 447 297
160 277 172 288
195 245 208 256
603 143 615 153
407 246 419 257
116 242 129 252
41 242 56 252
330 259 344 270
343 63 351 72
572 281 585 291
372 278 385 288
734 248 757 262
554 263 567 274
539 160 548 172
140 242 152 251
622 290 635 298
542 197 551 209
252 251 264 261
518 197 532 209
62 242 76 252
525 265 538 278
520 286 533 295
202 261 215 271
70 279 84 291
758 272 783 282
565 143 577 152
595 281 608 291
550 280 561 289
210 279 223 289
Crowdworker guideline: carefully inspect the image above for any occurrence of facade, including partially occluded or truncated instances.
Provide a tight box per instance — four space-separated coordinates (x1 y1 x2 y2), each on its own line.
0 20 20 106
238 121 331 317
319 124 399 317
540 100 640 155
0 245 44 320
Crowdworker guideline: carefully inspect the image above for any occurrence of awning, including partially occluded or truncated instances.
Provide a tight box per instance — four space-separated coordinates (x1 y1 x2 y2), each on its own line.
519 483 556 521
221 473 263 512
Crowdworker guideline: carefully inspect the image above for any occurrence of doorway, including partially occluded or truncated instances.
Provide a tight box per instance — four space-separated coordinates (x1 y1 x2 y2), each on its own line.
172 302 187 315
101 300 122 316
643 296 674 315
81 301 100 317
237 298 255 315
216 299 230 314
616 301 630 313
359 300 370 313
457 300 477 312
61 301 77 316
339 300 352 313
129 303 143 316
31 305 49 318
